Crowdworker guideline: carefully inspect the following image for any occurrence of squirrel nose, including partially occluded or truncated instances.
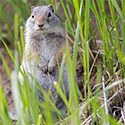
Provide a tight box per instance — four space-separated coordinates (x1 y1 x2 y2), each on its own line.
38 24 44 28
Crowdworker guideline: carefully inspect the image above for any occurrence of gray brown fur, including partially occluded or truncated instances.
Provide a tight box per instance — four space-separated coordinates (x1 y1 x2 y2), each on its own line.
18 5 69 111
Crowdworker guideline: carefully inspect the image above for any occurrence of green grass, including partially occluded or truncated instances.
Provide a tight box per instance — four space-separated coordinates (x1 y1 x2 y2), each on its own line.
0 0 125 124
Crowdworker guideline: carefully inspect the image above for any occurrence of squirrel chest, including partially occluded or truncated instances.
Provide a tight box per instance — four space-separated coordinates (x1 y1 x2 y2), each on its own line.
27 33 64 64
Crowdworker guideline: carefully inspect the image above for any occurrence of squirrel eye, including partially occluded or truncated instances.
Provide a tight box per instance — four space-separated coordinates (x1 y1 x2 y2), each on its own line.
32 15 34 18
48 12 51 18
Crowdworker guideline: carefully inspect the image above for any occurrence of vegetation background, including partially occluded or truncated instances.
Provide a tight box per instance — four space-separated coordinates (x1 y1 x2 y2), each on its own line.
0 0 125 125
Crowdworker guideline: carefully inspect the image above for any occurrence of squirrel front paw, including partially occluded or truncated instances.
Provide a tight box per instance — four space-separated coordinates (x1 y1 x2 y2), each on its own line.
38 57 48 73
48 55 56 73
48 65 54 73
41 65 48 73
48 62 56 73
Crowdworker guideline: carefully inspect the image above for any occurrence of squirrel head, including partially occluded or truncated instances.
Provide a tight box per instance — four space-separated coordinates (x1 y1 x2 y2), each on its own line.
26 5 63 35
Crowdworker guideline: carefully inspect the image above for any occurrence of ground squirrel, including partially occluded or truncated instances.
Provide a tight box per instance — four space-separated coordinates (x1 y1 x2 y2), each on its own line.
18 5 69 111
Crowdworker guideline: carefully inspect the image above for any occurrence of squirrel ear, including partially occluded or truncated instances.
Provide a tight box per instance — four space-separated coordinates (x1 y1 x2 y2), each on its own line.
31 6 35 12
48 4 54 12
